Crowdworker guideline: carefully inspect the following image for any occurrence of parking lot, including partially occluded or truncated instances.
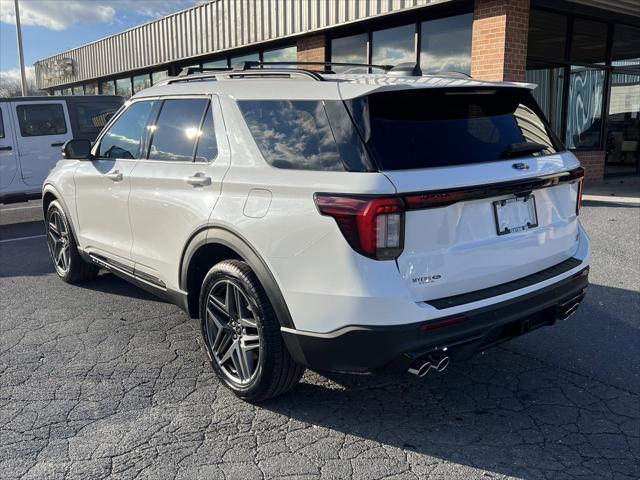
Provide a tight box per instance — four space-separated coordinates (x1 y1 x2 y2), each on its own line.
0 190 638 479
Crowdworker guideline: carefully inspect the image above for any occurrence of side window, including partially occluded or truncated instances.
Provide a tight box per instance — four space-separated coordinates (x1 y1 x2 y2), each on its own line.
148 99 208 162
75 102 123 134
16 104 67 137
98 101 155 159
0 110 4 139
194 103 218 162
238 100 344 171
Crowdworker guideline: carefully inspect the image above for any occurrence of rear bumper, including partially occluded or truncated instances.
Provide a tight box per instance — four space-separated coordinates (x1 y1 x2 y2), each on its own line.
282 266 589 374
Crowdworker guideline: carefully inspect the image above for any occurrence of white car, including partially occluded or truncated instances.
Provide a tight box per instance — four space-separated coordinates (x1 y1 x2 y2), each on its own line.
43 64 590 401
0 96 123 203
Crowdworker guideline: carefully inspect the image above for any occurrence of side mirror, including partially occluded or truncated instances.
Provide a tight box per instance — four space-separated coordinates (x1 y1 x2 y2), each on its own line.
63 139 93 160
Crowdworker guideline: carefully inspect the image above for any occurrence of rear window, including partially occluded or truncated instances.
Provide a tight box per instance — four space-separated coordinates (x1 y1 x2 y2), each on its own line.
346 88 562 170
238 100 344 171
16 104 67 137
75 102 122 134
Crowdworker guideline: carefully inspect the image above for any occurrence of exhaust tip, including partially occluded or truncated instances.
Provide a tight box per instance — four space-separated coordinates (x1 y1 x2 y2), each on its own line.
433 356 449 372
408 359 431 377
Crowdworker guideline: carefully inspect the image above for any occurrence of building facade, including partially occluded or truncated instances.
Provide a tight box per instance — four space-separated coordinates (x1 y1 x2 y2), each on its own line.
34 0 640 180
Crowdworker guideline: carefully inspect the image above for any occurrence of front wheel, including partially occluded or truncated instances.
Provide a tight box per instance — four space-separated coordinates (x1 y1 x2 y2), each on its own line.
46 200 98 284
199 260 304 401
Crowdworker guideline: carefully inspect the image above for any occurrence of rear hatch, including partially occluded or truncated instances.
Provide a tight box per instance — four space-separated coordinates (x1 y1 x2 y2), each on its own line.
343 85 583 302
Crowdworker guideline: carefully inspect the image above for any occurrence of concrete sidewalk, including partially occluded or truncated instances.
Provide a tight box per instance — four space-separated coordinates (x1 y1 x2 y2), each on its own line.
583 176 640 205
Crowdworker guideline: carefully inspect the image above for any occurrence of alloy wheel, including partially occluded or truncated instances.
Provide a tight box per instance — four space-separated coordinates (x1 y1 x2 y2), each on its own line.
47 209 71 275
205 279 261 384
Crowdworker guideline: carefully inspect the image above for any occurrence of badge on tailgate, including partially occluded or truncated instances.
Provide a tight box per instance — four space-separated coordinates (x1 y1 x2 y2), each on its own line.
493 195 538 236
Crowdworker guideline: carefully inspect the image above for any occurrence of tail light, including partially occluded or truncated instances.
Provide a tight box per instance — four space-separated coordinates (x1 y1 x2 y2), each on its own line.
571 167 585 215
314 194 404 260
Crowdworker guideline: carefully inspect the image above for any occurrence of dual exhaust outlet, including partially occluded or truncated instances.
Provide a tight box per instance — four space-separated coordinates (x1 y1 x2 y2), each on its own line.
408 353 450 378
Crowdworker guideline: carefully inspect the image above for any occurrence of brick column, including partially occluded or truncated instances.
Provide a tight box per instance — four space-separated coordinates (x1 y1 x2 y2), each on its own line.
85 79 99 95
471 0 530 82
297 34 326 70
573 151 605 181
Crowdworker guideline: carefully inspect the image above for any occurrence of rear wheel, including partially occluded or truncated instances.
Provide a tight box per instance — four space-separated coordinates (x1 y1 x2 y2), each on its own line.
199 260 304 401
46 200 98 284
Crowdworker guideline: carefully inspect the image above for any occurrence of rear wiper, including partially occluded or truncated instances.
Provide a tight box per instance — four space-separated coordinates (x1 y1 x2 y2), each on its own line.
500 142 547 159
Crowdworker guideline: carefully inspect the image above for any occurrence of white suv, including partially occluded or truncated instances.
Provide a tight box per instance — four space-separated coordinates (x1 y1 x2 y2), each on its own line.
43 63 590 401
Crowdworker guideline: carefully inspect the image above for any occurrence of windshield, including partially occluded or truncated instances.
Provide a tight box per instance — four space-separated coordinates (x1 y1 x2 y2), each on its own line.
345 87 562 171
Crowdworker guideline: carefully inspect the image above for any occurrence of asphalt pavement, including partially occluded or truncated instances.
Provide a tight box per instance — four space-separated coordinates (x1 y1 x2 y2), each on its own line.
0 192 638 480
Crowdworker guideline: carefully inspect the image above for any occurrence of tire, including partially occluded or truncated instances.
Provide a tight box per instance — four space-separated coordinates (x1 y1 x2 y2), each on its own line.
46 200 99 284
199 259 304 401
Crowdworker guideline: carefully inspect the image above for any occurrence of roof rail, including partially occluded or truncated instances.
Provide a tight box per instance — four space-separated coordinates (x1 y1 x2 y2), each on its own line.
233 61 393 73
167 65 326 83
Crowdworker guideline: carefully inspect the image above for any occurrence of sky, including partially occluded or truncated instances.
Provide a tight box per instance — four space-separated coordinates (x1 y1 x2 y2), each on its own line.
0 0 201 83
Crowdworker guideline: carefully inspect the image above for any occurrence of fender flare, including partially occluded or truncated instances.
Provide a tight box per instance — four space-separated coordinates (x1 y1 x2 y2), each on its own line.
42 184 79 243
179 226 296 329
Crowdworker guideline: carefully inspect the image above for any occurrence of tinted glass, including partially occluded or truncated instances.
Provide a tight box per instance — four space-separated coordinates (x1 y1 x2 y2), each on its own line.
72 85 84 96
231 53 259 68
527 10 568 62
100 80 115 95
75 102 122 134
347 88 559 170
566 66 605 149
98 101 155 159
195 104 218 162
133 74 151 94
239 100 344 171
151 70 169 85
526 67 565 136
612 24 640 67
148 99 208 162
331 34 368 73
263 46 297 64
605 73 640 169
420 14 472 74
203 59 228 68
115 77 132 98
62 88 71 95
571 19 608 64
16 104 67 137
372 25 415 67
0 111 4 138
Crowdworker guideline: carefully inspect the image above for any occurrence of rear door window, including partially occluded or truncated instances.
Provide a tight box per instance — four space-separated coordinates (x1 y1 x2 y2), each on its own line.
148 98 209 162
194 103 218 162
16 104 67 137
347 88 561 170
98 100 155 159
238 100 345 171
75 102 122 134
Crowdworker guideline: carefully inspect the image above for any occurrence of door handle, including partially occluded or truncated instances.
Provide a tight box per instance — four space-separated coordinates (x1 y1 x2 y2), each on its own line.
0 146 12 151
185 172 211 187
51 142 65 147
106 170 123 182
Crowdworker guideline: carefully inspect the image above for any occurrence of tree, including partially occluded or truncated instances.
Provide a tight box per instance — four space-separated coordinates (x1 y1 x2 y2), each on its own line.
0 68 45 97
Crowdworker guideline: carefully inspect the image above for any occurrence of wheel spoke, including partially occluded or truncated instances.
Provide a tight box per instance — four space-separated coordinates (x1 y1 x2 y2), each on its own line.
240 335 260 351
49 221 60 238
234 344 253 380
218 337 238 364
238 316 257 328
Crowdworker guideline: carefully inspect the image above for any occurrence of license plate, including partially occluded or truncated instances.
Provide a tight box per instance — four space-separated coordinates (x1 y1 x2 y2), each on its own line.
493 195 538 236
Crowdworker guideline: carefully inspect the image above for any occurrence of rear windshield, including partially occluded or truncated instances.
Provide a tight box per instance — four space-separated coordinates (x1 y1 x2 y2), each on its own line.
346 87 562 170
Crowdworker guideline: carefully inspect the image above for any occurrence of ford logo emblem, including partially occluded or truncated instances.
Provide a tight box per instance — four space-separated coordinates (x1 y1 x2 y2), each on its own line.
512 163 529 170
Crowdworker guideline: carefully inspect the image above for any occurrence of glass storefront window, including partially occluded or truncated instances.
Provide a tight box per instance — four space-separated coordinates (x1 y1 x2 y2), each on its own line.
612 25 640 68
115 78 132 98
605 72 640 173
331 33 367 72
151 70 169 85
372 24 415 67
528 10 568 62
72 85 84 96
100 80 115 95
132 74 151 94
62 88 72 96
526 67 565 136
566 66 605 149
571 19 608 64
203 59 228 69
230 53 259 68
263 46 297 64
420 14 472 74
